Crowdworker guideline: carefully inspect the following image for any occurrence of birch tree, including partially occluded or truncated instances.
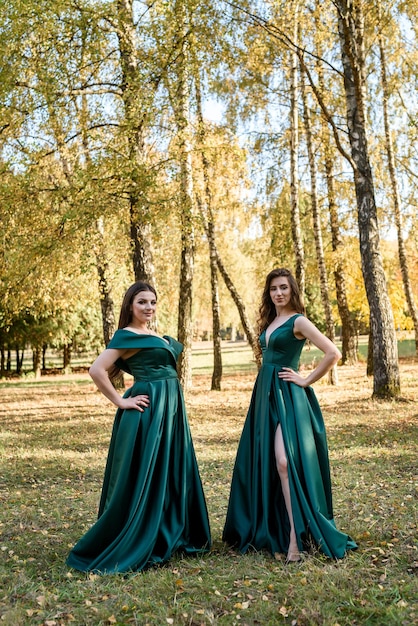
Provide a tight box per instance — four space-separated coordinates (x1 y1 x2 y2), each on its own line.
333 0 400 397
313 7 358 364
167 0 196 390
300 66 338 383
115 0 156 284
289 1 305 294
194 71 223 390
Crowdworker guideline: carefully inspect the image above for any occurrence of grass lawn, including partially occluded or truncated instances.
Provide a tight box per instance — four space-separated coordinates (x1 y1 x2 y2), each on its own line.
0 348 417 625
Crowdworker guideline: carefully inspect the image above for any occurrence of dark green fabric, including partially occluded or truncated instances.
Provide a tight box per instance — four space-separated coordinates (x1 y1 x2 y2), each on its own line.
66 330 211 573
222 315 357 559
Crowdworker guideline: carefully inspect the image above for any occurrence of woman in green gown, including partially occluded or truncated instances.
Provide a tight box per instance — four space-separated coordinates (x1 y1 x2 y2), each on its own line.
223 268 357 562
66 281 211 573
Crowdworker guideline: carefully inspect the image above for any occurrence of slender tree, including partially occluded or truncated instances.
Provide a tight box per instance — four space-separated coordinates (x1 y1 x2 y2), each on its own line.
115 0 156 284
324 133 358 364
289 1 305 294
300 64 338 383
168 0 196 391
333 0 400 397
313 6 358 364
194 71 223 390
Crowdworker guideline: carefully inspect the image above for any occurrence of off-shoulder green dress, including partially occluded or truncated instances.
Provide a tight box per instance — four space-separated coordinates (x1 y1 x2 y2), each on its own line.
222 315 357 559
66 330 211 573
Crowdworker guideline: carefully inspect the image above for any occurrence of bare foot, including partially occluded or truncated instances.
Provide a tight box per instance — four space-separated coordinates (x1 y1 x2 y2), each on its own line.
286 538 301 563
285 551 301 564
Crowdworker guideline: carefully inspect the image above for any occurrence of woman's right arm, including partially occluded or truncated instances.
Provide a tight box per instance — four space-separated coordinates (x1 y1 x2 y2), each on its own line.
89 349 149 411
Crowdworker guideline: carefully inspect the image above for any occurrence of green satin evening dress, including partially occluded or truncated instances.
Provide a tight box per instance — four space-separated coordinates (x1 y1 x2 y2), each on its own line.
66 330 211 573
222 315 357 559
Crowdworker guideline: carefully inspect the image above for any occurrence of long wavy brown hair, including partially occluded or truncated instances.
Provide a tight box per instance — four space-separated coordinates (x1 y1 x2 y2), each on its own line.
257 268 305 333
108 281 157 380
117 281 157 330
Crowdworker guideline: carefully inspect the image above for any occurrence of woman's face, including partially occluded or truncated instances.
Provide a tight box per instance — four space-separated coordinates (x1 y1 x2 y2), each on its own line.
130 290 157 326
269 276 292 309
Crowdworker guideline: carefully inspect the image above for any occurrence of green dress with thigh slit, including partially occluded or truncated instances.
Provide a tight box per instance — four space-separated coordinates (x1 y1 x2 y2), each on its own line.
222 314 357 559
66 330 211 573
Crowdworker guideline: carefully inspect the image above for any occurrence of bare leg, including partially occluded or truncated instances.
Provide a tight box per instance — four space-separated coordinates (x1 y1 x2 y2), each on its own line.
274 424 301 562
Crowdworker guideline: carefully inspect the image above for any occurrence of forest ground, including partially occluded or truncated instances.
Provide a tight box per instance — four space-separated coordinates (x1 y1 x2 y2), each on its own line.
0 343 417 625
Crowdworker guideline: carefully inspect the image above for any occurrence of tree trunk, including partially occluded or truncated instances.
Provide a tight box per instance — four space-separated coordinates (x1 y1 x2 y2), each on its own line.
16 346 24 374
80 69 125 389
95 218 117 345
116 0 155 285
335 0 400 398
300 63 338 384
207 219 222 390
130 216 155 283
313 12 358 366
195 70 222 390
42 344 47 370
289 3 305 294
367 315 373 377
378 28 418 354
94 219 125 389
214 248 262 369
325 145 358 365
177 209 195 392
32 346 41 379
63 343 71 370
173 0 195 391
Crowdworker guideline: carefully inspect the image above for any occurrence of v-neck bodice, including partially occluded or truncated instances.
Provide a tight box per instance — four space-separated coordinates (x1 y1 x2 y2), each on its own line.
260 314 305 370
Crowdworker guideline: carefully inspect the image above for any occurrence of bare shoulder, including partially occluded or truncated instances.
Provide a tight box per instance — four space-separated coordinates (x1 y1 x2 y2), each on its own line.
293 316 338 352
91 348 125 369
293 314 317 337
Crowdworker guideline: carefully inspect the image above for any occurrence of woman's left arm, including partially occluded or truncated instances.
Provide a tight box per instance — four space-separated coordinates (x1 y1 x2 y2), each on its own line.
278 316 341 388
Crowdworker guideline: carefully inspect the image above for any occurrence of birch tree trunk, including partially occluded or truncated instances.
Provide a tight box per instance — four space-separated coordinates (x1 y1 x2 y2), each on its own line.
116 0 155 284
289 2 305 294
378 28 418 354
213 251 262 369
32 347 41 379
94 219 117 343
79 64 118 351
193 79 261 370
335 0 400 398
79 45 124 388
172 0 195 391
313 10 358 365
195 73 223 390
300 66 338 384
1 347 5 378
325 140 358 364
